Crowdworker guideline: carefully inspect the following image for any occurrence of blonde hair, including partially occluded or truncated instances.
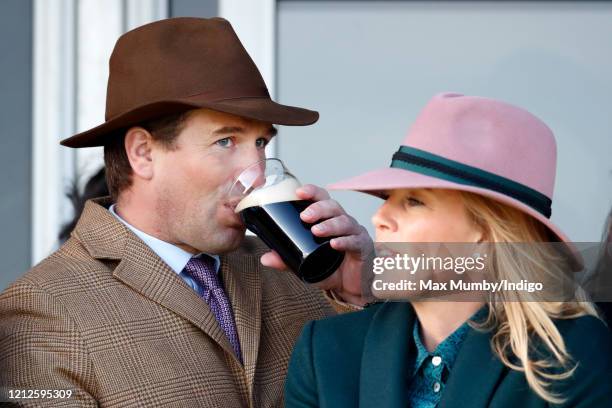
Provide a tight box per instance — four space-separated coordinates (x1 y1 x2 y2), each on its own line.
460 191 598 404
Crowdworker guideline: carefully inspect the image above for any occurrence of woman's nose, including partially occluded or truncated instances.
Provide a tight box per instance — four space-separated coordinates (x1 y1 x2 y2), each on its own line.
371 202 397 233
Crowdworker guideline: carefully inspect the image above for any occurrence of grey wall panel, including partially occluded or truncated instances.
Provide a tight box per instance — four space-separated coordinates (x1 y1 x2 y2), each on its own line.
170 0 218 17
0 0 32 290
277 1 612 242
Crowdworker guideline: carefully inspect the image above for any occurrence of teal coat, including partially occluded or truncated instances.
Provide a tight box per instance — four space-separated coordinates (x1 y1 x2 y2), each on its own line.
285 302 612 407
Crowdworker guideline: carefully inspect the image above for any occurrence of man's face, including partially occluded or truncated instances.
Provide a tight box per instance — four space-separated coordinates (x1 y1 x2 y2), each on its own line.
150 108 275 254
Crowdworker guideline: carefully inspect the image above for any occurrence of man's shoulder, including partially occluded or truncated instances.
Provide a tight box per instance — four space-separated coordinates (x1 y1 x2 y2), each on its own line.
3 237 112 297
232 235 270 257
8 198 127 294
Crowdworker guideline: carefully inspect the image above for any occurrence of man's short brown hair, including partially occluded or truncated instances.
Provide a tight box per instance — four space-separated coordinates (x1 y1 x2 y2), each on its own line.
104 111 190 201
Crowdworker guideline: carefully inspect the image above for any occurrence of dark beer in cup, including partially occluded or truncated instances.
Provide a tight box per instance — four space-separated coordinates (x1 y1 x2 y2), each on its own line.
232 161 344 283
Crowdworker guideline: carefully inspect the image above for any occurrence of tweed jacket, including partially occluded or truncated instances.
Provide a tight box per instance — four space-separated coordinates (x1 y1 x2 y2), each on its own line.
0 198 337 407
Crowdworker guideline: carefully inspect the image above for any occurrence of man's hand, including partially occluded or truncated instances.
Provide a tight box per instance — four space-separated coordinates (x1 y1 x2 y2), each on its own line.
260 184 373 306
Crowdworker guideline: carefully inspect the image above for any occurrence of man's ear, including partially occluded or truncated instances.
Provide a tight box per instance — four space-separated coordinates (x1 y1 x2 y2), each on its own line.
125 127 155 180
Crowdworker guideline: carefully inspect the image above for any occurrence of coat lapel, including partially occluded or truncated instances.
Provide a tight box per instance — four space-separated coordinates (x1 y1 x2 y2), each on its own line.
439 324 506 408
220 243 262 399
74 199 238 364
359 302 415 407
358 301 505 408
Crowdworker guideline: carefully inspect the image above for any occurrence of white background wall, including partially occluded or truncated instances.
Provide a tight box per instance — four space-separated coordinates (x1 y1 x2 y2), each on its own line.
277 1 612 241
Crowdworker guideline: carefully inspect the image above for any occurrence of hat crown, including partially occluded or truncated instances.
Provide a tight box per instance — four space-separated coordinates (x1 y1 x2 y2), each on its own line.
60 17 318 148
105 17 269 120
403 93 557 198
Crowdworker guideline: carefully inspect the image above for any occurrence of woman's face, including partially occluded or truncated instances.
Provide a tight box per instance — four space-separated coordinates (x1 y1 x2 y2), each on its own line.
372 188 483 243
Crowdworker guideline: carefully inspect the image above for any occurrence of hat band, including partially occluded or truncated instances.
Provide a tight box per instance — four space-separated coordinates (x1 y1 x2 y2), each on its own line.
390 145 552 218
185 85 270 101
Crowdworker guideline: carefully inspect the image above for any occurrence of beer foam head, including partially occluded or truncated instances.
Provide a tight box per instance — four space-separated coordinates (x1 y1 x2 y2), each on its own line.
235 177 302 212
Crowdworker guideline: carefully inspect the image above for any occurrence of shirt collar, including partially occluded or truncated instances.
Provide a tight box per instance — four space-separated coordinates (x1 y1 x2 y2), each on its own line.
412 306 488 375
108 204 220 274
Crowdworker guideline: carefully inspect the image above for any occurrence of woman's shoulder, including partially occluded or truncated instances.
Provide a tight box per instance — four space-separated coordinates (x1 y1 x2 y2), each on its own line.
303 301 411 351
309 301 387 338
555 314 611 349
553 314 612 380
545 314 612 405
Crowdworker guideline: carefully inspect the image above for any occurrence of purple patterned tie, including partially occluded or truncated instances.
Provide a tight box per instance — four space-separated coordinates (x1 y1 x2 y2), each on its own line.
183 255 243 363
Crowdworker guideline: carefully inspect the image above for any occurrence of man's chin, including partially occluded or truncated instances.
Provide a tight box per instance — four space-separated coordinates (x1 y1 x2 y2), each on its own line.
214 225 248 254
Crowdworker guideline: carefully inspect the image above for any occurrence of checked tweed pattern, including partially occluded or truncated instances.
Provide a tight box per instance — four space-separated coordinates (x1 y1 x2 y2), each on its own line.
0 198 350 407
184 255 243 363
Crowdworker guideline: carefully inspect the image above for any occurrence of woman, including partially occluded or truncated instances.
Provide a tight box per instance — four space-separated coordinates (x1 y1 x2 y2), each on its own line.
285 93 612 407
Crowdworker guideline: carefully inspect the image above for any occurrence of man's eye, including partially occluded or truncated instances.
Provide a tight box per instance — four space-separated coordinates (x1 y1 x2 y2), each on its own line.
255 138 269 148
215 137 234 147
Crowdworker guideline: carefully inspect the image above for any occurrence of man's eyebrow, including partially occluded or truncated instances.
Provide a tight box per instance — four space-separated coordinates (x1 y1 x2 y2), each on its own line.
212 126 245 135
211 125 278 137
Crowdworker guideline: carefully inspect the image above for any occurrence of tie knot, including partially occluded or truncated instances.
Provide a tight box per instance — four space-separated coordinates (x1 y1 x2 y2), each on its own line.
183 255 221 290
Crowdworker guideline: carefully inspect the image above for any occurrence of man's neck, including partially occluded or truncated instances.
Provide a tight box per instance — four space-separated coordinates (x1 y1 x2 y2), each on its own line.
114 197 199 255
412 301 484 352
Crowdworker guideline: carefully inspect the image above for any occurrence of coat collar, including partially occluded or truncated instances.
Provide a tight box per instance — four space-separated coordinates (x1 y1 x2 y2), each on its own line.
359 302 415 407
358 302 505 408
73 198 263 399
438 322 506 408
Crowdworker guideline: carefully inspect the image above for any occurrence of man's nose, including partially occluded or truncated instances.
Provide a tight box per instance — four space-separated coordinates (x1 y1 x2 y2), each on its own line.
242 145 266 169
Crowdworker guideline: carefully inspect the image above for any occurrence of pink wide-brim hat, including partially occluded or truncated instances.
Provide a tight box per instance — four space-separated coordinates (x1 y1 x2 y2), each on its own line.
329 92 581 268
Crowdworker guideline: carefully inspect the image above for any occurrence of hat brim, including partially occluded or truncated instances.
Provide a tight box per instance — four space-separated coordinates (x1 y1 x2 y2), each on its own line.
328 167 583 270
60 96 319 148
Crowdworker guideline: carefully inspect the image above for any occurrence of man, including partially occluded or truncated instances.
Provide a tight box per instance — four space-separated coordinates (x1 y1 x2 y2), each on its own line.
0 18 371 407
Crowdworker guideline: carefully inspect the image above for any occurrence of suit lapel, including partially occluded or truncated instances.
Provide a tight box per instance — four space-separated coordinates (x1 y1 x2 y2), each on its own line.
359 302 415 407
220 244 262 398
74 198 238 363
439 324 506 408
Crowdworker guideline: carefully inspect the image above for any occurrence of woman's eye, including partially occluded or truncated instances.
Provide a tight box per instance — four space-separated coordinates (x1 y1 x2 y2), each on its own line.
255 138 269 148
215 137 234 148
406 197 424 207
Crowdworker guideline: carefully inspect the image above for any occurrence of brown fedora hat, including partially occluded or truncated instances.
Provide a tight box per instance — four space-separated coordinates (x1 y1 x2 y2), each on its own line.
61 17 318 148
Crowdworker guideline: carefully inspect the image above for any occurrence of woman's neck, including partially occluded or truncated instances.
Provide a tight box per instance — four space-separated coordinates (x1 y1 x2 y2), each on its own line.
412 301 484 352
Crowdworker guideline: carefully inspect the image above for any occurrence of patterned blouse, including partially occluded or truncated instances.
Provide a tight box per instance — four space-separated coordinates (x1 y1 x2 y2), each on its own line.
407 307 488 407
